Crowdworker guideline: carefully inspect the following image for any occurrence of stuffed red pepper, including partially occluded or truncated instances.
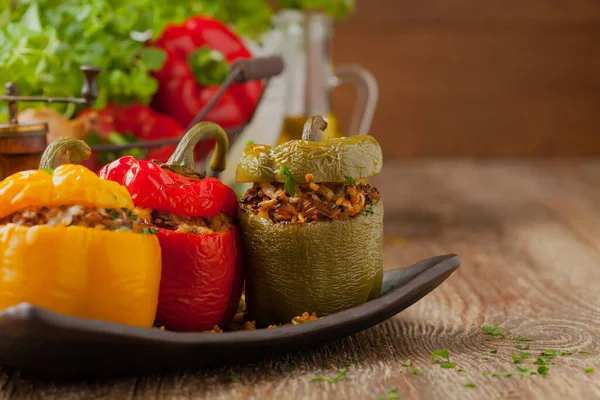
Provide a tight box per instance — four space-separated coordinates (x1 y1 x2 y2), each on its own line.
99 122 243 332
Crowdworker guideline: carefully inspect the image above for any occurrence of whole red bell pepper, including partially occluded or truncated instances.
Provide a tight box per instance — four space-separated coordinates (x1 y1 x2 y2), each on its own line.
99 122 243 332
80 103 185 168
151 16 264 131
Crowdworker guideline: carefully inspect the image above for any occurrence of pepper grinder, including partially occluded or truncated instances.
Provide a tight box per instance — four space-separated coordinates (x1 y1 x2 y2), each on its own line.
0 66 101 180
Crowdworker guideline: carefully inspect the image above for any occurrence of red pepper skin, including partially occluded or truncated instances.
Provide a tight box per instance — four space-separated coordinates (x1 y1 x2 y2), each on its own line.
152 17 263 131
80 103 185 164
155 225 243 332
99 156 238 217
99 155 243 331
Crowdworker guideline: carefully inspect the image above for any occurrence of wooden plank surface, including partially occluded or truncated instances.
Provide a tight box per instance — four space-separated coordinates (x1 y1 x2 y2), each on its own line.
331 0 600 156
1 159 599 399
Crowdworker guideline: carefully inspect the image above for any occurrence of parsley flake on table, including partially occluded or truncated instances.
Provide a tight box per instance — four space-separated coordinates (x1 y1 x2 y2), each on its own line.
411 368 423 376
430 349 450 362
311 369 347 383
533 357 548 366
464 383 477 388
403 360 412 367
481 325 510 337
492 371 516 377
513 336 534 341
440 362 456 369
585 367 594 373
457 367 469 373
378 387 399 400
515 344 530 351
516 366 536 376
512 352 531 364
579 351 591 355
537 365 550 377
480 356 489 360
490 349 498 354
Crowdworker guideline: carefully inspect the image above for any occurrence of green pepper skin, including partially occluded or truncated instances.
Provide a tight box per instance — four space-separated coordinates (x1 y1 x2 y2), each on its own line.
239 201 384 327
236 136 383 183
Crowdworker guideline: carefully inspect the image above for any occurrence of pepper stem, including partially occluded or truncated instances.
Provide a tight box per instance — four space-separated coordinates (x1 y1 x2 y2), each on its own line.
167 122 229 172
302 115 328 141
188 47 230 87
39 137 92 170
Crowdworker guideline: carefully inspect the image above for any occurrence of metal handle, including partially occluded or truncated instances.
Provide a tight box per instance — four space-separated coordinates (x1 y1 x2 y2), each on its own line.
80 66 101 104
186 56 284 130
233 56 285 83
333 65 379 135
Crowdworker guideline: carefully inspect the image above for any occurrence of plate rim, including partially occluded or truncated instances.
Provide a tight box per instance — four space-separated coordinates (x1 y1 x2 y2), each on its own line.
0 254 461 346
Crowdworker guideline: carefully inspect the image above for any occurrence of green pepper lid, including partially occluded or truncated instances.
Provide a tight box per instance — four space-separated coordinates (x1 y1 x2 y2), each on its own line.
236 116 383 183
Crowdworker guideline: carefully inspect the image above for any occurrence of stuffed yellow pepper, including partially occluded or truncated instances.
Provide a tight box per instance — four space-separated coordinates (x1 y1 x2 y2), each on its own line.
237 116 384 326
0 138 161 328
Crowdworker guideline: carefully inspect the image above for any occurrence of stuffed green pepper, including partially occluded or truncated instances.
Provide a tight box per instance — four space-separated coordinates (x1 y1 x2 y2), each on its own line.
237 115 384 327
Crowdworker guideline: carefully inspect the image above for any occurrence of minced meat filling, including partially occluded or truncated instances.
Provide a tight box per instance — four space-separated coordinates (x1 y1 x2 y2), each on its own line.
0 205 148 233
239 180 380 224
132 207 232 235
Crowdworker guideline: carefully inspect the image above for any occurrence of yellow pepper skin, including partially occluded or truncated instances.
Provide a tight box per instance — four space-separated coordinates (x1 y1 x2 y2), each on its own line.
0 225 161 328
0 165 133 220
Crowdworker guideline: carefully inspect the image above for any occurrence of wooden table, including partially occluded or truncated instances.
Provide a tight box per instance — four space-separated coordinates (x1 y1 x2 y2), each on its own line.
1 160 599 399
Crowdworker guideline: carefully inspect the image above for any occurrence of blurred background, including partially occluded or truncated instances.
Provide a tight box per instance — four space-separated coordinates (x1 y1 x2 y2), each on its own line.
1 0 600 182
332 0 600 157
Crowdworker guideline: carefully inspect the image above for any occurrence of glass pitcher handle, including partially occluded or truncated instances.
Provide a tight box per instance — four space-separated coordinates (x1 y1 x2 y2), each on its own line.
333 65 379 135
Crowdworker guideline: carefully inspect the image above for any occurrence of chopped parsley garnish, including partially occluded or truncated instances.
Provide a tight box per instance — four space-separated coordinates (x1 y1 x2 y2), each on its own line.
512 352 531 364
490 349 498 354
345 175 357 185
342 360 355 368
41 168 54 174
280 165 296 196
481 325 510 337
361 207 375 215
378 387 399 400
311 369 347 383
516 366 536 376
440 362 456 369
245 140 255 146
457 367 469 373
464 383 477 388
585 367 594 373
515 344 530 351
579 351 591 355
537 365 550 377
492 371 516 377
291 319 300 325
559 351 572 356
142 227 159 234
411 368 423 376
403 360 412 367
533 358 548 366
430 349 450 362
480 356 489 360
513 336 533 342
106 208 120 220
226 375 241 382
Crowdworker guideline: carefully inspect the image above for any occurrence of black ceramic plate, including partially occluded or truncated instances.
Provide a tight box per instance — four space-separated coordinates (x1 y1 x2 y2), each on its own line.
0 254 460 378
